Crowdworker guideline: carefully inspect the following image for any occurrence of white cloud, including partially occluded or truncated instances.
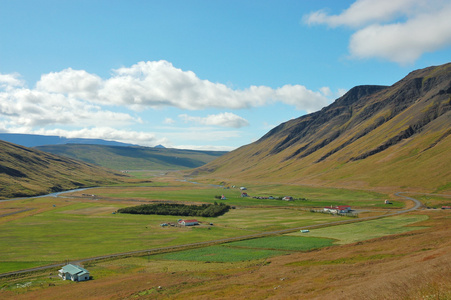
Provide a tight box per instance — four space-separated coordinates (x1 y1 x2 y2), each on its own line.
163 117 176 125
305 0 451 64
31 127 167 147
179 112 249 128
349 5 451 64
96 61 329 112
304 0 425 28
0 61 332 148
173 144 236 151
0 87 137 127
163 128 242 142
0 73 25 90
37 68 102 99
4 61 330 113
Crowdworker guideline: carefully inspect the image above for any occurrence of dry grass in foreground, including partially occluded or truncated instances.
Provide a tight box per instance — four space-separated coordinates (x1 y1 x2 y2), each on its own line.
1 211 449 299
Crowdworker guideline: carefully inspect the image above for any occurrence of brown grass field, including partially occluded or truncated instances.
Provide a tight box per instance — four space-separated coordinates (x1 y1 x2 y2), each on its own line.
1 210 449 300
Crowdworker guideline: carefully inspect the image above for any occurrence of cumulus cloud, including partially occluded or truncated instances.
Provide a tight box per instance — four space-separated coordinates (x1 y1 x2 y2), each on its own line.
37 68 102 99
179 112 249 128
0 73 25 90
2 61 329 113
94 61 329 112
0 60 332 147
304 0 451 64
0 87 137 127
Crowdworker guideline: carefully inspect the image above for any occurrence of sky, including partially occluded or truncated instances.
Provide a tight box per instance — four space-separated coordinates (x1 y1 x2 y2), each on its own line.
0 0 450 151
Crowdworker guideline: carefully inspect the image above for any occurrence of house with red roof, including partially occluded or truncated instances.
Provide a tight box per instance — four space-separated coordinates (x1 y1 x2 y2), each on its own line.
178 219 199 226
323 205 351 214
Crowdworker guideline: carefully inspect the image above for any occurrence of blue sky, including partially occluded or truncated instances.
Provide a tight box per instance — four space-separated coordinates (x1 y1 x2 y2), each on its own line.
1 0 450 150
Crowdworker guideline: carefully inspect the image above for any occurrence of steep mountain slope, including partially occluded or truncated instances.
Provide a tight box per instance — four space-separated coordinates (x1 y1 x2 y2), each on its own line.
35 144 227 170
0 140 126 199
194 63 451 192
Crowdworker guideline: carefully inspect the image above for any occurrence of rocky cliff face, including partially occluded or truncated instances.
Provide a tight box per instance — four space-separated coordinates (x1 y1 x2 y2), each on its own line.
194 63 451 191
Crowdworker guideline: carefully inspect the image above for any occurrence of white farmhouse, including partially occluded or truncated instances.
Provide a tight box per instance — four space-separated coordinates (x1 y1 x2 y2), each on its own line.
323 205 352 214
59 264 90 282
178 219 199 226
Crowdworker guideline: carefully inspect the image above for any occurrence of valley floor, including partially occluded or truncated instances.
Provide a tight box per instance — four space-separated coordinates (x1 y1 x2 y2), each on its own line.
0 180 450 299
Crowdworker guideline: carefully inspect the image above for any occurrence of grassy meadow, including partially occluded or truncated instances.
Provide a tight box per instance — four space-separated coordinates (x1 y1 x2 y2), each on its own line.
287 214 429 244
86 180 399 208
0 178 415 274
0 189 351 273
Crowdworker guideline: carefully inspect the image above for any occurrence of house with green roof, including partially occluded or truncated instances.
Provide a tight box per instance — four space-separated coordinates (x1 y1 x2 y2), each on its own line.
58 264 90 281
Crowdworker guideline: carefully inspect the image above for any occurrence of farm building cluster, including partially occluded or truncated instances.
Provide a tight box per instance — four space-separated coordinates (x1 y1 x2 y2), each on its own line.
323 205 352 214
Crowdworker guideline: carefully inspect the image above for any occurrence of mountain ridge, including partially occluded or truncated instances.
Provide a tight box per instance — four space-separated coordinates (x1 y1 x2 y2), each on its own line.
35 144 227 170
0 140 126 199
192 63 451 192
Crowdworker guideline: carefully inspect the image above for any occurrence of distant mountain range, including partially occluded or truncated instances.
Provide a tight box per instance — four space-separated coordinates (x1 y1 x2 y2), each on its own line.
193 63 451 192
35 144 227 170
0 133 137 148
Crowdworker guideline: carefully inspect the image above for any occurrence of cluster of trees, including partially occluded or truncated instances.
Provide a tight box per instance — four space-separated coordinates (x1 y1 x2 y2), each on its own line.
117 202 230 217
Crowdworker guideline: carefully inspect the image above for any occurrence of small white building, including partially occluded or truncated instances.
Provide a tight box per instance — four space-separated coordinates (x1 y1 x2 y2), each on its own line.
178 219 199 226
59 264 90 282
323 205 351 214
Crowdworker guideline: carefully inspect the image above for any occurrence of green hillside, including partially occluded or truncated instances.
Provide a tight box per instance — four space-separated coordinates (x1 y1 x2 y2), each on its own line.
35 144 227 170
192 63 451 192
0 140 126 199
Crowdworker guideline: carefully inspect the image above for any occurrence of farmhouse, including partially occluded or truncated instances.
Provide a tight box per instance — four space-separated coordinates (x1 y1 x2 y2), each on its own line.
58 264 90 282
323 205 352 214
178 219 199 226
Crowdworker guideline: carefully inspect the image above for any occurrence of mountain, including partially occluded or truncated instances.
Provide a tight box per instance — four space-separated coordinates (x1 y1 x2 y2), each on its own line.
0 140 126 199
0 133 136 147
35 144 227 170
193 63 451 192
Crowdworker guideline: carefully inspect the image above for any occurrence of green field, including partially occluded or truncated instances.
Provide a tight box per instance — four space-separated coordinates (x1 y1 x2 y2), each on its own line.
226 236 334 251
96 181 397 208
152 245 287 262
0 196 344 273
151 236 334 263
0 180 419 275
414 194 451 208
287 215 429 244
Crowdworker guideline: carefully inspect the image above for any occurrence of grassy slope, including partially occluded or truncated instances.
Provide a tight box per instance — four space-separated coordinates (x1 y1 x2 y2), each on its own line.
0 140 125 199
35 144 227 170
193 63 451 192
